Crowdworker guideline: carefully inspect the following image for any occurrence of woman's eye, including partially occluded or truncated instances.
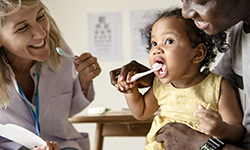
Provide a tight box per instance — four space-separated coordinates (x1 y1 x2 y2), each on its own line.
166 39 174 45
37 14 45 21
151 41 157 47
16 25 28 32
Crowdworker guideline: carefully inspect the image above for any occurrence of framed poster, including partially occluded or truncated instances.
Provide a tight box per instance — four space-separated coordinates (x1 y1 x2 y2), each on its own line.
88 12 123 61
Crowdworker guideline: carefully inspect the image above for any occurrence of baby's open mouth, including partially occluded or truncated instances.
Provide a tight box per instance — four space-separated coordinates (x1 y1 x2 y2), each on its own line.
154 60 167 77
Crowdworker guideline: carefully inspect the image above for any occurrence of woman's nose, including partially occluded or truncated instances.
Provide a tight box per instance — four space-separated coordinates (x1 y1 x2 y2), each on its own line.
32 24 46 39
181 2 196 19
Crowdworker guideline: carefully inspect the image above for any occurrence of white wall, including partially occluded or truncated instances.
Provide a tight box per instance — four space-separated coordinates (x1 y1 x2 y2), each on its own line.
41 1 181 150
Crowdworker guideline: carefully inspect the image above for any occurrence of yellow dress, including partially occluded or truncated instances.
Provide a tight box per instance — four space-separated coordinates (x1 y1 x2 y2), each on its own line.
144 73 222 150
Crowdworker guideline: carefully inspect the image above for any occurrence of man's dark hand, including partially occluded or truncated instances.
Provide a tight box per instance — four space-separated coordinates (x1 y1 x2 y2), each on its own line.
109 60 155 92
155 123 210 150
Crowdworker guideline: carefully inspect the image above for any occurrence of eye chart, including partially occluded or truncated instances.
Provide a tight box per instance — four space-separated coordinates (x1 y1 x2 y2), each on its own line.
88 12 123 61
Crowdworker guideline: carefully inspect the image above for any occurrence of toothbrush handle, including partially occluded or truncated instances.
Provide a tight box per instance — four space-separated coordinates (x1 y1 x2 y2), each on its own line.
130 69 154 83
63 53 77 61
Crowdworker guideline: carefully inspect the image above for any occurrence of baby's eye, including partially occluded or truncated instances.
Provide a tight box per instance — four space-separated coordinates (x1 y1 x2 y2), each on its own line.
151 41 157 47
165 39 174 45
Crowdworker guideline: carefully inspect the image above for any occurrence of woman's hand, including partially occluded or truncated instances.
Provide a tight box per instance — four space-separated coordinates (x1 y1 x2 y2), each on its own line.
109 60 155 93
74 53 101 93
33 141 60 150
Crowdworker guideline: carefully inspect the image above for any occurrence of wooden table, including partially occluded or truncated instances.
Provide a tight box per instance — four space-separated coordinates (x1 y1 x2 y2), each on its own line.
69 110 155 150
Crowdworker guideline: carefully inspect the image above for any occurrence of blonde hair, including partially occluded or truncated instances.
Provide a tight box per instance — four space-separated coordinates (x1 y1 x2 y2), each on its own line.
0 0 62 108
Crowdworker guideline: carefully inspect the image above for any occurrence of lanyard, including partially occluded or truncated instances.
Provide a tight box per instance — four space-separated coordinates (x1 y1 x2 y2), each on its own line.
17 71 40 136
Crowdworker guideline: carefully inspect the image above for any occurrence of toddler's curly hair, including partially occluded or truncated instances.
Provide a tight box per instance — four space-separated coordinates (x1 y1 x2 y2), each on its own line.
142 7 229 68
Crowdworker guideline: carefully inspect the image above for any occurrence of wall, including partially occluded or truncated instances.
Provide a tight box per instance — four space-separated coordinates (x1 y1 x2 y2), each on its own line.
40 0 199 150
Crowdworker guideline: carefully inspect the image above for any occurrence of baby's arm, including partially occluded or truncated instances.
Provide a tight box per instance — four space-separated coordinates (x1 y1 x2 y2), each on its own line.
195 79 244 143
116 74 159 120
124 86 159 120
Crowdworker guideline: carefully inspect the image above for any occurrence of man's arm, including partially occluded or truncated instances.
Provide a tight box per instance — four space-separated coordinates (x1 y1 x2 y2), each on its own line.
155 123 247 150
223 144 246 150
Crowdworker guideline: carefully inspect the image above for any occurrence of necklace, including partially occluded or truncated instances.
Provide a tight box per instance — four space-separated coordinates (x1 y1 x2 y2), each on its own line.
17 71 40 136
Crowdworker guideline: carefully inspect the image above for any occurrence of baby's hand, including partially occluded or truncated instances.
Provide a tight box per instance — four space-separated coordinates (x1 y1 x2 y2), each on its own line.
110 60 154 93
194 105 225 137
116 71 135 93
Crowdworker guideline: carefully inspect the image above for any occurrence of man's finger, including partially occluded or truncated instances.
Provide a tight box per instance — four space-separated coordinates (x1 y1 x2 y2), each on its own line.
155 132 164 143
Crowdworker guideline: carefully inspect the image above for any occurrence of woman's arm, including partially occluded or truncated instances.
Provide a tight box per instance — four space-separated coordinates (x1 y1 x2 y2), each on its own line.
60 38 101 97
75 53 101 97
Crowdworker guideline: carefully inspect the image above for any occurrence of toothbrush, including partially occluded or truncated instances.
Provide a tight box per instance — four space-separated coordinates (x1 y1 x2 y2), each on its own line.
130 63 162 83
56 47 77 62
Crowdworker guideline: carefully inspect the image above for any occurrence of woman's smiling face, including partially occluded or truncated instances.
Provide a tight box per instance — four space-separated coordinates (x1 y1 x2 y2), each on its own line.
0 3 50 63
181 0 250 35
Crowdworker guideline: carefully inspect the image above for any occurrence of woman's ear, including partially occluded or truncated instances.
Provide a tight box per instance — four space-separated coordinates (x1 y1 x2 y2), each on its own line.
192 43 206 64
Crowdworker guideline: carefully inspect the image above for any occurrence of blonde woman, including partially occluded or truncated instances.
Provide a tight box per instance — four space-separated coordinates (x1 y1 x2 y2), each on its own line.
0 0 101 150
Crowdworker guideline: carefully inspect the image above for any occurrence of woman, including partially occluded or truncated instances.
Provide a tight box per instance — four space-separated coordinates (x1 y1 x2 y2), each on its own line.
0 0 101 150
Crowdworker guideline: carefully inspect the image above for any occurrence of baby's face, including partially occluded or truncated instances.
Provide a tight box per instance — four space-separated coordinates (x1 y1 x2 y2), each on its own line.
148 16 197 84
